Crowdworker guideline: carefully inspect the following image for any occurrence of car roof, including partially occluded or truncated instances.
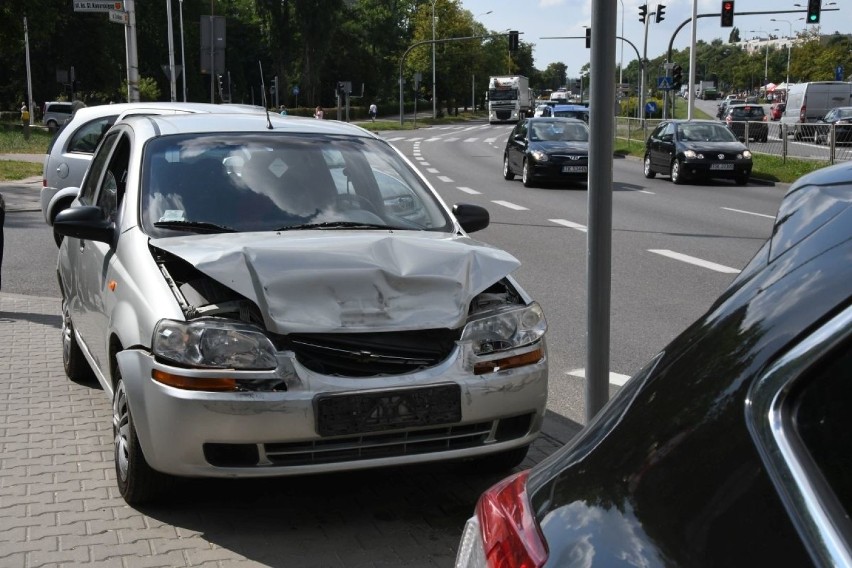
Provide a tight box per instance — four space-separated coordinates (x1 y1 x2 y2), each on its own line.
551 104 589 111
526 116 586 124
119 112 376 138
64 102 265 123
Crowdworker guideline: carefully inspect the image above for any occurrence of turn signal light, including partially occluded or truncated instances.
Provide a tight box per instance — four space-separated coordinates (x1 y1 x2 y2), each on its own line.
152 369 238 391
474 348 543 375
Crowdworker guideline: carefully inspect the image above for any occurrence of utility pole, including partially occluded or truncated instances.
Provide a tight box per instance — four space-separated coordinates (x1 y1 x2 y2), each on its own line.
23 17 34 125
640 5 655 120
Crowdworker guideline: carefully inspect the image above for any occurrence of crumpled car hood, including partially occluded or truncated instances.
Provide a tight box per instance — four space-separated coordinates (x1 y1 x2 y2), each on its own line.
151 232 521 334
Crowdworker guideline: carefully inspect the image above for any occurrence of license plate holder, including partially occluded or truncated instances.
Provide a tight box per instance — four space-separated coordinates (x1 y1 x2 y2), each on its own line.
710 163 734 170
315 384 462 436
562 165 588 173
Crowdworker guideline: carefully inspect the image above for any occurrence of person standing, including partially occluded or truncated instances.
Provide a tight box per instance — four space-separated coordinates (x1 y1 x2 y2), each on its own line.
20 103 30 141
368 102 377 122
314 106 324 119
279 105 288 116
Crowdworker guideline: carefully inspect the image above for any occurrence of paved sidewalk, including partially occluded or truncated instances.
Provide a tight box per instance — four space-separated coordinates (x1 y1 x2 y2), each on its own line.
0 290 580 568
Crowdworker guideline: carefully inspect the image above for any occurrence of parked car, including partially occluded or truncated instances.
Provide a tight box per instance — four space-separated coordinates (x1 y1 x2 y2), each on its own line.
723 104 769 142
53 113 549 505
780 81 852 140
503 117 589 188
41 102 264 244
456 160 852 568
546 104 589 123
813 106 852 145
716 98 745 119
42 101 74 130
643 119 752 185
770 102 786 121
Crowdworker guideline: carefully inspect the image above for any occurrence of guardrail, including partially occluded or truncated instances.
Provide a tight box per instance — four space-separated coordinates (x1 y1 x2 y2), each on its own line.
615 117 852 165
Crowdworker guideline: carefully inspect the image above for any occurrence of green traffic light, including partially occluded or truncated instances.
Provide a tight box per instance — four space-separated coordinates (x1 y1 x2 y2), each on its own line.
809 14 817 21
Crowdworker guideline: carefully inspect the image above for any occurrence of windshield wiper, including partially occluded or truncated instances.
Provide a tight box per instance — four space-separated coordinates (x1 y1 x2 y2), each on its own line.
153 220 236 233
275 221 401 231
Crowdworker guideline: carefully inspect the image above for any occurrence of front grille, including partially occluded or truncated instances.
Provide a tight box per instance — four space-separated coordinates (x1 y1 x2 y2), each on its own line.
275 328 461 377
202 413 534 468
496 110 512 120
550 154 588 164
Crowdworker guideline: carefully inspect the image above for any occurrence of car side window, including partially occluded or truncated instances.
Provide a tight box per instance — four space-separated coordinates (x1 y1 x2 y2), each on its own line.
67 116 118 154
79 130 121 206
649 124 665 140
95 134 131 224
660 123 675 141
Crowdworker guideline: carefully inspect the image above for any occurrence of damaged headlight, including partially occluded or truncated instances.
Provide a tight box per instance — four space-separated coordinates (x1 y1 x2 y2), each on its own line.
152 318 278 370
461 302 547 356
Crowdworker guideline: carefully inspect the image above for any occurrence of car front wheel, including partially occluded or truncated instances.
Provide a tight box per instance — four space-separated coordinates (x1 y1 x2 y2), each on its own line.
671 159 685 184
643 154 656 179
114 374 172 504
62 296 93 381
503 154 515 180
522 159 534 187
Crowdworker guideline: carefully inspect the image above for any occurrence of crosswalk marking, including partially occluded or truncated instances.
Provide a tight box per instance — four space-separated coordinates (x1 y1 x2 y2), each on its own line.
437 176 454 183
426 168 440 173
464 138 479 143
567 368 631 387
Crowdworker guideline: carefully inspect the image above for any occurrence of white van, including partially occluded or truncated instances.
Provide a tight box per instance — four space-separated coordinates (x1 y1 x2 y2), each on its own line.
780 81 852 140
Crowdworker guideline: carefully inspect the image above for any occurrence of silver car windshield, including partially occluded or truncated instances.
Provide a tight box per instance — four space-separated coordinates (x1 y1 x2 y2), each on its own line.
140 133 451 236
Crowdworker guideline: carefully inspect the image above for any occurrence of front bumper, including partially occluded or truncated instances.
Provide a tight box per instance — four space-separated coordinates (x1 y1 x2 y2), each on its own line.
529 160 588 183
680 159 752 179
116 341 548 478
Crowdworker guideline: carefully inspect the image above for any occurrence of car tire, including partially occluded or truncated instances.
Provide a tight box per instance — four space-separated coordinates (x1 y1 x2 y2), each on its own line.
62 296 93 381
503 154 515 180
466 445 530 473
735 174 749 186
670 159 685 185
114 374 172 505
522 159 534 187
643 154 656 179
46 120 58 132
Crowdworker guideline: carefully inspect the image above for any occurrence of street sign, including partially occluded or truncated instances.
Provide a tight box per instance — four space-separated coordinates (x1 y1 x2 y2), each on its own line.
161 65 183 81
836 65 845 81
108 9 127 24
292 86 300 96
657 76 672 90
645 101 658 115
73 1 122 12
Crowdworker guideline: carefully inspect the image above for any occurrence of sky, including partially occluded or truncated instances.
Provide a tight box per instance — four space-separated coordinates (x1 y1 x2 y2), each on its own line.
458 0 851 77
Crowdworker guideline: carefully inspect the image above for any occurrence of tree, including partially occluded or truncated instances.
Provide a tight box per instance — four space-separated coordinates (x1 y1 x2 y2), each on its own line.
728 27 740 43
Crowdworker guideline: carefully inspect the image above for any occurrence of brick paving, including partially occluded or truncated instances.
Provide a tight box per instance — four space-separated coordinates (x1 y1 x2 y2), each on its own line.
0 292 580 568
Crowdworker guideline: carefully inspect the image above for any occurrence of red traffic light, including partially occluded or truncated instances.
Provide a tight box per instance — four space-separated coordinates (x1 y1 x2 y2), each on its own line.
720 0 734 27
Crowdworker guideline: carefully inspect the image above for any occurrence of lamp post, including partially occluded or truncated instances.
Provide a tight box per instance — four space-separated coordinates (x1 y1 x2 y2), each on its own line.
618 0 624 88
748 29 777 87
431 0 437 120
770 18 793 86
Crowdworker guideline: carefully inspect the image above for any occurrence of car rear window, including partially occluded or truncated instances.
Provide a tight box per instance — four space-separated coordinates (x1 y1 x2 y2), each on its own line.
731 106 765 119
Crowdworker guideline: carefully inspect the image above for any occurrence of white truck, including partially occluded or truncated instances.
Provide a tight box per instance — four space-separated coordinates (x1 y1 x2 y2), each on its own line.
696 80 719 100
487 76 532 124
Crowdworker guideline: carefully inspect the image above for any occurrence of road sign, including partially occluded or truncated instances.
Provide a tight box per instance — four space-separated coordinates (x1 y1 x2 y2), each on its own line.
657 76 672 90
108 9 127 24
73 1 122 12
836 65 844 81
292 86 300 96
645 101 658 115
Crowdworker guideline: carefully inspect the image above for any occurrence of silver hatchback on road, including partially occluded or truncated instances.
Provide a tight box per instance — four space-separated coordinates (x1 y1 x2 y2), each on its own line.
54 113 549 504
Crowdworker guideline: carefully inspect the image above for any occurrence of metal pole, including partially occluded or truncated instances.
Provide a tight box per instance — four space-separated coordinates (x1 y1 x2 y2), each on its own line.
23 17 34 125
619 0 624 87
209 0 214 104
125 0 140 102
687 0 697 119
640 11 653 120
179 0 187 101
166 0 177 102
586 0 618 421
431 0 437 120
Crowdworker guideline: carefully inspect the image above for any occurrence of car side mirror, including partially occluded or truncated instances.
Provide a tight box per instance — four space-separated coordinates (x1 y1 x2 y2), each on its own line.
514 133 525 141
452 203 490 233
53 205 115 244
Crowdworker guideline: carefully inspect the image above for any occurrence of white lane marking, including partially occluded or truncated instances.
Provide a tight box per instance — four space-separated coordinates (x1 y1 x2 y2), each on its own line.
385 136 405 142
457 186 481 194
424 137 442 142
649 249 741 274
444 137 459 142
636 190 655 194
409 137 423 141
426 168 440 173
492 200 529 211
721 207 775 219
550 218 588 232
419 161 431 166
568 368 632 387
462 125 481 131
437 175 454 183
484 137 498 143
464 138 479 143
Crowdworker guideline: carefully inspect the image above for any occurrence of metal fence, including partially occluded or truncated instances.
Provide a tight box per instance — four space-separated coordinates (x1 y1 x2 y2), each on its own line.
615 118 852 165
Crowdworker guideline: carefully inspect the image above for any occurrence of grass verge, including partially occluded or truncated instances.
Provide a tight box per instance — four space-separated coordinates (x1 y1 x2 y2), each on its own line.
0 161 42 181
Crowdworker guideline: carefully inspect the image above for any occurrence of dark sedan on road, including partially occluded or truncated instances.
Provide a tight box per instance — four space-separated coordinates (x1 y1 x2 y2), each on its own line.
724 104 769 142
503 117 589 188
456 160 852 568
644 120 752 185
814 106 852 145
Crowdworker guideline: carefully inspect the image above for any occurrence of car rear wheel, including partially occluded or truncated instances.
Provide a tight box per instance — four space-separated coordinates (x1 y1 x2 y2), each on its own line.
670 159 685 184
62 296 93 381
503 154 515 180
114 374 172 504
522 159 534 187
643 154 656 179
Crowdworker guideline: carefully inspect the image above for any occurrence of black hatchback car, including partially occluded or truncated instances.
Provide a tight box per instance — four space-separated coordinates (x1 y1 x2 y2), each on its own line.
724 103 769 142
644 120 753 185
456 161 852 568
814 106 852 145
503 117 589 188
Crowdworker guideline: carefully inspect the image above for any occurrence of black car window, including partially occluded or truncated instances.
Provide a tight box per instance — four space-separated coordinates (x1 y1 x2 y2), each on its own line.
649 123 666 140
660 122 675 141
731 107 765 119
67 115 118 154
95 133 131 225
839 109 852 119
79 130 121 206
791 341 852 518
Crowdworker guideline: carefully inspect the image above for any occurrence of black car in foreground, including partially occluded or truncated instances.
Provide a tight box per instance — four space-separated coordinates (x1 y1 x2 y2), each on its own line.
456 160 852 568
503 117 589 188
644 120 753 185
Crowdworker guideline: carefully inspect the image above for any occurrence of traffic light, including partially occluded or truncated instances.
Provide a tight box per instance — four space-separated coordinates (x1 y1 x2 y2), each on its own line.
806 0 821 23
585 27 591 49
720 1 734 27
639 4 647 23
508 30 519 52
655 4 666 23
672 64 683 90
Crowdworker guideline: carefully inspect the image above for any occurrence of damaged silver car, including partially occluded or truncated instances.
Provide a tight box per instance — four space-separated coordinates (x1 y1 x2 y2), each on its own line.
53 113 549 504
